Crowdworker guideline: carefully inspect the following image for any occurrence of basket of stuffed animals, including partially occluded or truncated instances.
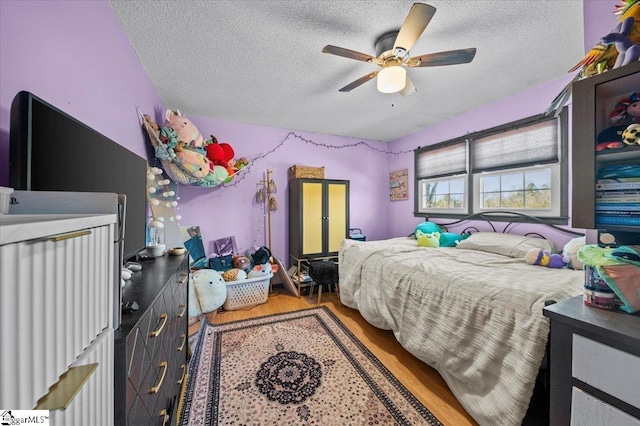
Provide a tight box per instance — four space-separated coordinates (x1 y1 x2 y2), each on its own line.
140 108 249 187
222 273 273 310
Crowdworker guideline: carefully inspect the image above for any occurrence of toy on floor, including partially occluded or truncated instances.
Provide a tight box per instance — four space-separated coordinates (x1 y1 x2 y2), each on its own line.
188 269 227 317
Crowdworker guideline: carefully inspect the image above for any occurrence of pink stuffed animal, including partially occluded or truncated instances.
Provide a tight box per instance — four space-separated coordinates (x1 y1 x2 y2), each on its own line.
165 109 204 148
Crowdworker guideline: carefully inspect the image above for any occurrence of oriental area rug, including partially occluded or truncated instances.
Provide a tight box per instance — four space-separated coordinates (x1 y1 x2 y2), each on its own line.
180 306 443 425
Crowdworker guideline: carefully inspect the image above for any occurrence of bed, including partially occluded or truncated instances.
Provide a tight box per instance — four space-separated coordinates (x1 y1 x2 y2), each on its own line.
338 219 585 426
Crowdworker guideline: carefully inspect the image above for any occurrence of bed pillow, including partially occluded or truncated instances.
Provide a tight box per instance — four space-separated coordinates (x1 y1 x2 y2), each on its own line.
455 232 556 258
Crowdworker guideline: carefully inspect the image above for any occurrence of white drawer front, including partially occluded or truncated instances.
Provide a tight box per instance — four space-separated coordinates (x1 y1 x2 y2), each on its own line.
571 387 640 426
49 328 114 426
0 224 115 409
572 334 640 409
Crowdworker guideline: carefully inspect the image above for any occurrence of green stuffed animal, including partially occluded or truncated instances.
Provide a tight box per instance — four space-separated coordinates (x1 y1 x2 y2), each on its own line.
416 230 440 248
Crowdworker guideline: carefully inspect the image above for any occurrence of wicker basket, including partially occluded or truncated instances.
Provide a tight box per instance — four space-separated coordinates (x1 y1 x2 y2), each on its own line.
223 273 273 310
288 165 325 180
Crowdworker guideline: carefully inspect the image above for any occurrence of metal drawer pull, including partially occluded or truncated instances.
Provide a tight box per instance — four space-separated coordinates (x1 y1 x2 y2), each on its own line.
35 363 98 410
46 230 91 242
150 314 168 337
179 275 188 284
150 361 168 394
177 304 187 318
177 334 186 351
177 364 186 385
159 409 169 426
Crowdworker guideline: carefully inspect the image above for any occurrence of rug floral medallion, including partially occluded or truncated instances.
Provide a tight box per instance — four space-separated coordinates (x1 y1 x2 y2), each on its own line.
181 306 442 425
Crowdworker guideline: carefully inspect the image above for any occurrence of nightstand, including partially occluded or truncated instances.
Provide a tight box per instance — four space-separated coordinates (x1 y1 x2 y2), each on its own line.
543 296 640 425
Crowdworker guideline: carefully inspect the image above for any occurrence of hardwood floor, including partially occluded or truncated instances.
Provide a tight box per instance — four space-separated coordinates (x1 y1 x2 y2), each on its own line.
189 286 478 426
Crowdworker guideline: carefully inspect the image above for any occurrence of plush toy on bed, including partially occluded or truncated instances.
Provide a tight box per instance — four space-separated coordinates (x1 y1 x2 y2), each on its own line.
525 248 566 269
414 222 470 247
416 230 440 247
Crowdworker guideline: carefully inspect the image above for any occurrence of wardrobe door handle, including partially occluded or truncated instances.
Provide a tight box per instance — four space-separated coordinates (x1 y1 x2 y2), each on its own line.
150 361 168 394
177 334 186 352
177 304 187 318
46 230 91 242
150 314 168 337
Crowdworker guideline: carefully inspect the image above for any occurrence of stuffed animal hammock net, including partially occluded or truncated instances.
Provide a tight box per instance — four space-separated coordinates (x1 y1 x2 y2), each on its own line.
139 109 248 187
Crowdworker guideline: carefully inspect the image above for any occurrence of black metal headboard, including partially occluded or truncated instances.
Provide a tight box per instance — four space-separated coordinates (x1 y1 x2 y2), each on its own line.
426 211 584 238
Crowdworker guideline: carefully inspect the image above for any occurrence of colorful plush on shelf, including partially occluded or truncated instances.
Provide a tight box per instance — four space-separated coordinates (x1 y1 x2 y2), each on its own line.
569 1 640 77
601 16 640 70
416 230 440 248
622 123 640 144
610 92 640 125
525 248 566 269
596 125 627 151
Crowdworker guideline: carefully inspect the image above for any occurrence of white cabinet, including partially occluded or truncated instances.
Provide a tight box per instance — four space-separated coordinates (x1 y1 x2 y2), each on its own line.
0 213 117 425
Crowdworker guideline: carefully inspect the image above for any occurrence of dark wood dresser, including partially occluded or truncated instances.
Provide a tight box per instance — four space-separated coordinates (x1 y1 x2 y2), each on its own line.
115 254 190 425
543 296 640 425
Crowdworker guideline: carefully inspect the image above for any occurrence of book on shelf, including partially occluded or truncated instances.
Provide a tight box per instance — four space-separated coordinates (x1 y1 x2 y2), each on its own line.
595 181 640 190
597 177 640 183
595 216 640 226
595 190 640 199
595 211 640 216
595 197 640 203
594 203 640 210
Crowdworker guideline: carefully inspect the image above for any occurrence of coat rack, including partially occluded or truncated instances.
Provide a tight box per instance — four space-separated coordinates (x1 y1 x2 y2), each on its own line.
256 169 278 295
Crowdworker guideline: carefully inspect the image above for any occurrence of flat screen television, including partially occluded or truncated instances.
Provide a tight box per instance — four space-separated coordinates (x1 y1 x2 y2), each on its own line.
9 91 148 262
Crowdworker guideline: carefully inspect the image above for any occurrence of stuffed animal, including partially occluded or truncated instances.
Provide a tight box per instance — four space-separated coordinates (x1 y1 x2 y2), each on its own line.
601 16 640 70
596 125 627 151
610 92 640 126
414 221 442 237
188 269 227 317
525 248 566 269
222 268 248 282
248 261 272 278
251 246 272 266
232 255 252 272
173 147 212 179
562 236 586 270
439 232 471 247
165 109 204 148
622 123 640 145
416 230 440 248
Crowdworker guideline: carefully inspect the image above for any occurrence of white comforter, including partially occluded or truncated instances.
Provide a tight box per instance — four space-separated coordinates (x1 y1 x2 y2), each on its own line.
339 237 584 426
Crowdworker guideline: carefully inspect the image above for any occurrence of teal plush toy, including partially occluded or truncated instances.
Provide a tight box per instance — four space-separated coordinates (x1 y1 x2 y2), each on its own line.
439 232 471 247
414 221 442 236
416 230 440 247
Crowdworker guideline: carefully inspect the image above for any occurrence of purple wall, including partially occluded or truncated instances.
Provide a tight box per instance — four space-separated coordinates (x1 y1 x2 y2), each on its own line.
386 0 619 248
0 0 620 260
172 116 389 262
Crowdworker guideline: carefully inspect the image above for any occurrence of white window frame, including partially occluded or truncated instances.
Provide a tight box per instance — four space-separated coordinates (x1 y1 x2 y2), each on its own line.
418 175 469 215
473 164 561 217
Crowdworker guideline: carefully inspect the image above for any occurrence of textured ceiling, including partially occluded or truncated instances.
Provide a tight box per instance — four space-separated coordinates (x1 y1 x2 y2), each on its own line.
109 1 585 142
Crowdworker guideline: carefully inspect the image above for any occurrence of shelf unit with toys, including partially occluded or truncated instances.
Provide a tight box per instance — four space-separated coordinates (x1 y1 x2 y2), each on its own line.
571 61 640 240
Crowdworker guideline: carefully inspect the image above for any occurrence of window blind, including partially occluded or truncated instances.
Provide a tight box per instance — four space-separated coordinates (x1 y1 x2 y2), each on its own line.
416 141 466 179
472 119 558 172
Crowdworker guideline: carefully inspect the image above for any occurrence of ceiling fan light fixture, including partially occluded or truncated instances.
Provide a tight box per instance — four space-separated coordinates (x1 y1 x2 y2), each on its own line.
377 66 406 94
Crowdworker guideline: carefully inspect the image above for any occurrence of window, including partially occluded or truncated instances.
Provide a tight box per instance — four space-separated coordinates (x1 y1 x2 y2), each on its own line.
414 109 568 223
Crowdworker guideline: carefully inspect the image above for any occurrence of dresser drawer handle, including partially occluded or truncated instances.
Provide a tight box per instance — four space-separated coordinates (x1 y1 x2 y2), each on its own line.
179 275 188 284
177 304 187 318
177 334 186 352
150 314 168 337
159 409 169 426
46 230 92 242
150 361 168 394
177 364 186 385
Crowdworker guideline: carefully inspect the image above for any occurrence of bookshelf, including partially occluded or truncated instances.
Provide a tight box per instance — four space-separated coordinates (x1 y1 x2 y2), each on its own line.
571 61 640 235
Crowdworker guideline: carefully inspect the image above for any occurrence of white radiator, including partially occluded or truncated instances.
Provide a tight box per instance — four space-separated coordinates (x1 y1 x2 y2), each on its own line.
0 215 115 420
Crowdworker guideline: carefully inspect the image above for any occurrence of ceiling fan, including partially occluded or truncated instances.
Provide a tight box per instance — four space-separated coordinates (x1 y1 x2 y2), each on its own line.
322 3 476 96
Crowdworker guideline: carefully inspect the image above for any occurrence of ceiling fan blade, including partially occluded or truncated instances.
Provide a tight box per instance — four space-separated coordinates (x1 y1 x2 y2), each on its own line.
322 45 375 63
338 71 379 92
408 48 477 67
400 76 416 96
393 3 436 53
